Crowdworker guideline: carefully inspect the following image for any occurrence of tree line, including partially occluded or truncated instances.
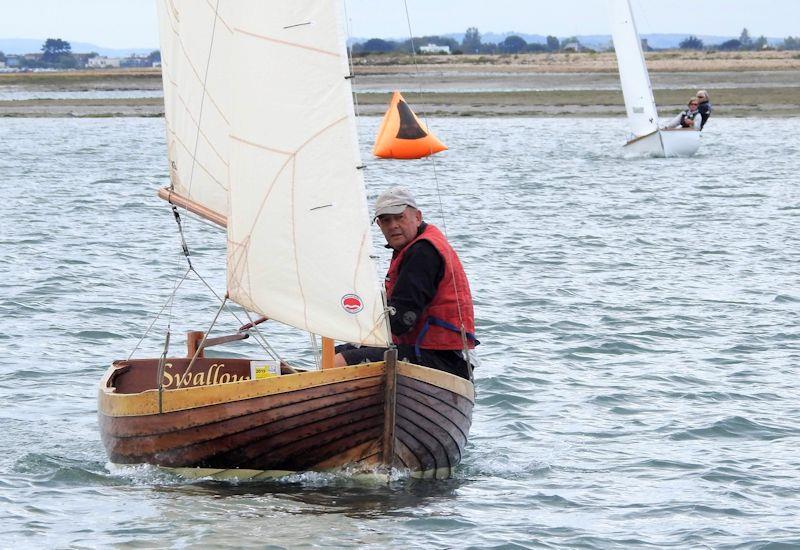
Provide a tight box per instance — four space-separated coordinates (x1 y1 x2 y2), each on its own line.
353 28 570 55
678 28 800 51
0 39 161 69
3 29 797 69
353 27 800 55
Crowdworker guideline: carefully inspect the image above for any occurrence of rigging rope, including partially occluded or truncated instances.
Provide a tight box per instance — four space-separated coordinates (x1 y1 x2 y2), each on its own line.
156 330 171 413
402 0 472 374
344 0 393 350
127 266 192 361
171 205 193 270
181 0 222 224
241 308 292 368
183 293 229 377
343 0 361 118
142 0 222 367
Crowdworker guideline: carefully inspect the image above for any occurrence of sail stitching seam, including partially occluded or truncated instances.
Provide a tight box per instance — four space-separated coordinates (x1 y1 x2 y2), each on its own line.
184 0 222 210
233 27 339 57
168 84 229 167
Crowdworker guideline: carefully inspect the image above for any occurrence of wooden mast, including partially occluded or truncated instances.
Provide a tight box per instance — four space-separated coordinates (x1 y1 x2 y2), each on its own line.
321 337 335 370
186 331 205 358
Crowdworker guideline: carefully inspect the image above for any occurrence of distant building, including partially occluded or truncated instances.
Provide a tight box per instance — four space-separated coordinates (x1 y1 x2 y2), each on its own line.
0 60 5 69
120 54 151 68
88 56 121 68
71 53 96 69
561 41 584 52
419 43 451 54
5 55 21 68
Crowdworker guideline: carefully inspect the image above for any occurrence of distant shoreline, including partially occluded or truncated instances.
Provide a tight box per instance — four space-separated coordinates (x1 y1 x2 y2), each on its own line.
2 51 799 118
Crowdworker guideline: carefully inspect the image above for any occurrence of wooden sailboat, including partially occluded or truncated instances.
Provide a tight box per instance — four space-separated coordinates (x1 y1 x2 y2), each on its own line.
372 91 447 159
610 0 700 157
97 0 473 480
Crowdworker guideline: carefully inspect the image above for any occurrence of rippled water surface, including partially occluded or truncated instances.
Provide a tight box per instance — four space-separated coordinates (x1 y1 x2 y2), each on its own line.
1 115 798 548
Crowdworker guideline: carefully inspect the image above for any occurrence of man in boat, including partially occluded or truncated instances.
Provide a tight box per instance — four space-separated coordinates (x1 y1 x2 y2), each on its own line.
695 90 712 130
334 187 478 380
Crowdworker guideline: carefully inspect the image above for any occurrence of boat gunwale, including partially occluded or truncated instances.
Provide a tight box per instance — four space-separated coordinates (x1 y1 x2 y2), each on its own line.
98 360 474 417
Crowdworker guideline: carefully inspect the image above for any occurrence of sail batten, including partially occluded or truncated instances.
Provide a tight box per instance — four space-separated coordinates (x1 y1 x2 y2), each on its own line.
610 0 660 137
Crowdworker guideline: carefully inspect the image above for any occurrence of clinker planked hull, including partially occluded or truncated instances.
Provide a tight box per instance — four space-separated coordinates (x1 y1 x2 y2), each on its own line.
98 357 473 479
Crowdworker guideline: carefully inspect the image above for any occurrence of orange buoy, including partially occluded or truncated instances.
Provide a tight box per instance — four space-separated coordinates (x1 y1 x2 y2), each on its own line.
372 91 447 159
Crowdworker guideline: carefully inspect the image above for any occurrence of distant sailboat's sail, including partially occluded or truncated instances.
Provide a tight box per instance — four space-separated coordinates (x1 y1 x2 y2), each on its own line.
225 1 390 346
610 0 659 137
156 0 232 222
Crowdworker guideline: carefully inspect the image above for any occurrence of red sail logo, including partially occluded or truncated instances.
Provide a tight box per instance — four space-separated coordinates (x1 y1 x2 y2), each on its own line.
341 294 364 314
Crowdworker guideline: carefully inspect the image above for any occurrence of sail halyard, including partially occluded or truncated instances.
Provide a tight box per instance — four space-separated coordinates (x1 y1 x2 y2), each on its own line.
156 0 232 224
610 0 660 138
225 1 390 347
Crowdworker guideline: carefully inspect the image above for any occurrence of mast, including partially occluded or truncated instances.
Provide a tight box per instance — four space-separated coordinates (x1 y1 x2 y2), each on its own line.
609 0 660 137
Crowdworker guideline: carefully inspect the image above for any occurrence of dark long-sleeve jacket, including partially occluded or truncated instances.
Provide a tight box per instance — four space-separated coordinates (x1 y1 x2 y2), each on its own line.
385 223 444 336
697 101 712 130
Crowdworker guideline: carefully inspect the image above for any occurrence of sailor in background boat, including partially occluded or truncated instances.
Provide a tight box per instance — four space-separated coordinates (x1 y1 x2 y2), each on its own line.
695 90 712 130
663 98 702 130
334 187 478 380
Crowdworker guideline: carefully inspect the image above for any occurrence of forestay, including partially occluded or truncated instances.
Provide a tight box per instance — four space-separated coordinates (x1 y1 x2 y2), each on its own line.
156 0 232 220
609 0 659 137
224 1 390 347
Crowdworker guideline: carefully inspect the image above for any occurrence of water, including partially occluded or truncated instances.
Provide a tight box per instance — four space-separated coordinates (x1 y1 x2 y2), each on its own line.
1 115 798 548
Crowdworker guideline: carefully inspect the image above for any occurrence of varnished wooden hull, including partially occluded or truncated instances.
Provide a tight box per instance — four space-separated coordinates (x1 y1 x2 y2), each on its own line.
98 357 473 479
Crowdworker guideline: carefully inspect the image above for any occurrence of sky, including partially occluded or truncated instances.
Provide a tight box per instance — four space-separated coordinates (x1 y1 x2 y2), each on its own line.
0 0 797 50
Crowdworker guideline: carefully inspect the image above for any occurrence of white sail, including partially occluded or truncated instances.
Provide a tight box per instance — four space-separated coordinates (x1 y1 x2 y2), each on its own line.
225 1 390 347
156 0 232 221
610 0 659 137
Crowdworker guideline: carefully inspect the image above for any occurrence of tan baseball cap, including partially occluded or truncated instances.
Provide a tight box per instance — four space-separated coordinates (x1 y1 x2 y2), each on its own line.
373 187 418 220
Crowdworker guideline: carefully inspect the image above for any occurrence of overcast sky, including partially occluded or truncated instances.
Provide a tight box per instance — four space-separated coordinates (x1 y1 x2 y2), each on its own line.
1 0 797 49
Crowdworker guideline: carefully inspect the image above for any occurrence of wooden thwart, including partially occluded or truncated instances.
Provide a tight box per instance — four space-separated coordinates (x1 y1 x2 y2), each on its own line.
186 331 249 358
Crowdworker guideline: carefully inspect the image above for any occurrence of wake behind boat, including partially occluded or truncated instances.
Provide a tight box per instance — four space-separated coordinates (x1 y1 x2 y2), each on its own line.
97 0 473 480
610 0 700 157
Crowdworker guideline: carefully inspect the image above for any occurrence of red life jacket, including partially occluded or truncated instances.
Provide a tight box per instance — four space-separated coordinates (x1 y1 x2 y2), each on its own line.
385 224 477 353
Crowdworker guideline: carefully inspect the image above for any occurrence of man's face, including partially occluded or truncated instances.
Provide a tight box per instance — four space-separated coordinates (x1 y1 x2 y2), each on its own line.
376 207 422 251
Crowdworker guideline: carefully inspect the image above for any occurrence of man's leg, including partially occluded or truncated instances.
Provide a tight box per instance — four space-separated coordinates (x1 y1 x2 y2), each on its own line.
333 344 388 367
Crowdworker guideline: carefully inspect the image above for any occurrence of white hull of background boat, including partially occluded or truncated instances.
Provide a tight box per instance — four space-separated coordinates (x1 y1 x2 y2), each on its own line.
624 128 700 158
